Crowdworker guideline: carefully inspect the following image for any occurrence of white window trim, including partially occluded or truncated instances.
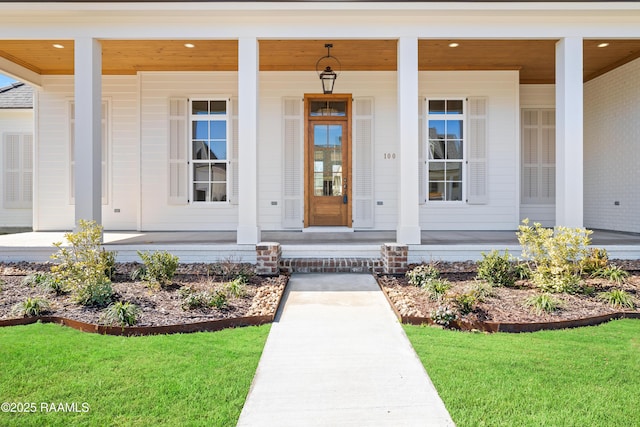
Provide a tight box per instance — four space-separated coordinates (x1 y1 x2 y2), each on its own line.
424 97 466 204
68 98 111 205
188 96 231 205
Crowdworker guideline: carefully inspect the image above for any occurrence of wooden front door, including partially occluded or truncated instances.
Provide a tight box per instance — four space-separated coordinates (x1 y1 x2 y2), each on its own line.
305 95 352 227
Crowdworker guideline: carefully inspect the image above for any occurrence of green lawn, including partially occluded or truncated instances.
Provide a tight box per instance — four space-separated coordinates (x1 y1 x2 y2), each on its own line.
0 322 270 427
405 319 640 427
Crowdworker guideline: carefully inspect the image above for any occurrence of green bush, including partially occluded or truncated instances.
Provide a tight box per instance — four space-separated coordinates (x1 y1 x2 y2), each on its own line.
423 279 451 301
209 258 255 282
74 280 114 307
430 305 457 327
179 286 228 311
581 247 609 274
179 287 208 310
134 251 179 289
598 289 635 309
476 250 523 287
23 272 65 295
11 297 51 317
517 219 592 293
49 220 114 307
591 265 629 285
100 301 140 327
524 293 561 315
406 264 440 287
225 277 247 298
471 281 495 299
209 290 228 309
454 291 480 315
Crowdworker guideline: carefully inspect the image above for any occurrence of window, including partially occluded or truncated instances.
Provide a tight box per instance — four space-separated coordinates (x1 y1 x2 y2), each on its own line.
190 99 229 203
3 133 33 209
521 109 555 204
427 99 465 201
69 100 109 204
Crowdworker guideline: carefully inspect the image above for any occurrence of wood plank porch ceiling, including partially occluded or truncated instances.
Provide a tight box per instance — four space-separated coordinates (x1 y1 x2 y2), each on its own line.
1 39 639 83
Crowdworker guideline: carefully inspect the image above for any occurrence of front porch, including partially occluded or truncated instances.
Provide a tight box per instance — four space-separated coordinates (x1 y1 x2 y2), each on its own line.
2 229 639 266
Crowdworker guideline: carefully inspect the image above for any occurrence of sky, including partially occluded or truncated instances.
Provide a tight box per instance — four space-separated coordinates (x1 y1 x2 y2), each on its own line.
0 73 18 88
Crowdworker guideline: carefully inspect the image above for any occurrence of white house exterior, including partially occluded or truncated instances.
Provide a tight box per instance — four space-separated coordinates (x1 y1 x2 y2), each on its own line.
0 82 33 228
1 1 639 246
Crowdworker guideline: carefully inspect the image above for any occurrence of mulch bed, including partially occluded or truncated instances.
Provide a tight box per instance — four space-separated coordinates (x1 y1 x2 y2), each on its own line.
378 260 640 329
0 262 287 329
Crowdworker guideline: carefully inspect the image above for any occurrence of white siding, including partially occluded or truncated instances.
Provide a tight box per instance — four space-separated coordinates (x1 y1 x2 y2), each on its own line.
139 72 238 230
584 58 640 233
419 71 520 230
0 109 33 227
36 75 139 230
519 84 555 226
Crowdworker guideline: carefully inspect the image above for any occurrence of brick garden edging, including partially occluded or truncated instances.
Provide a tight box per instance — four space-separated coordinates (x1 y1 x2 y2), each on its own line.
376 276 640 333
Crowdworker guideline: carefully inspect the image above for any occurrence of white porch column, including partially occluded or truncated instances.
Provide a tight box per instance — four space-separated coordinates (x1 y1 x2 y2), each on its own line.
74 37 102 228
237 37 261 244
555 37 584 228
396 36 421 244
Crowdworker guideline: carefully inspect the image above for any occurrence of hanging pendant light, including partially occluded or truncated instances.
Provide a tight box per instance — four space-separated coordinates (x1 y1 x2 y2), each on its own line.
316 44 341 94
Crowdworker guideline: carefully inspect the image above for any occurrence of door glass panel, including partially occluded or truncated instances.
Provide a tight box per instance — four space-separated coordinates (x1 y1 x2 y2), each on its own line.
310 101 347 117
313 124 343 196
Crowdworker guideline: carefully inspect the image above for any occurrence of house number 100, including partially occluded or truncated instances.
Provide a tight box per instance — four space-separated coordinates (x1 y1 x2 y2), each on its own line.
384 153 396 160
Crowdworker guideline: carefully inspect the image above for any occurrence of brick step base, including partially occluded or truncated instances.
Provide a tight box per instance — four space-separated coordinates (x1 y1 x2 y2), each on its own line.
279 258 383 274
256 242 408 275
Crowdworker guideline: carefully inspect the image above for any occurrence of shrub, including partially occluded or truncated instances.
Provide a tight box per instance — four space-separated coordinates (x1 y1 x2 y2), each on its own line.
74 280 114 307
581 247 609 274
102 249 117 280
134 251 179 289
179 286 228 310
209 258 255 282
23 272 65 295
11 297 51 317
472 281 495 299
100 301 140 327
592 265 629 285
476 250 522 287
524 293 561 315
423 279 451 301
517 219 592 293
50 220 114 307
598 289 635 309
225 277 247 298
179 287 208 310
209 290 228 309
454 292 479 315
406 264 440 287
430 305 457 327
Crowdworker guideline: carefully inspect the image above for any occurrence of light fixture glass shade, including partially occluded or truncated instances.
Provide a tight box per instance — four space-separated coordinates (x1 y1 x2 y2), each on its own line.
320 66 337 94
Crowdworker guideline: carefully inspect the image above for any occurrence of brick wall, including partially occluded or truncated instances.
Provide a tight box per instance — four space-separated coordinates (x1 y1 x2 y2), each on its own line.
584 58 640 233
381 243 408 275
255 242 281 275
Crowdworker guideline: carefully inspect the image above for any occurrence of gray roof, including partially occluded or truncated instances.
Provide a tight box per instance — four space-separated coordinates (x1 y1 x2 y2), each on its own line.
0 82 33 109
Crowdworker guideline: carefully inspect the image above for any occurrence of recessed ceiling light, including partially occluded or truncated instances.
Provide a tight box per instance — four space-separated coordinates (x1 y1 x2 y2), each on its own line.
52 44 65 49
184 43 195 48
597 42 609 48
448 42 459 48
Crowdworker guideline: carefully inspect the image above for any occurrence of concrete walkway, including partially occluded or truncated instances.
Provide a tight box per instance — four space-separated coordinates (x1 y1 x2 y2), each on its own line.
237 274 455 427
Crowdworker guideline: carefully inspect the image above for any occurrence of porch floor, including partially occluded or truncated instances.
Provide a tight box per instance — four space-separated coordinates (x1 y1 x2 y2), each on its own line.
1 229 639 263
